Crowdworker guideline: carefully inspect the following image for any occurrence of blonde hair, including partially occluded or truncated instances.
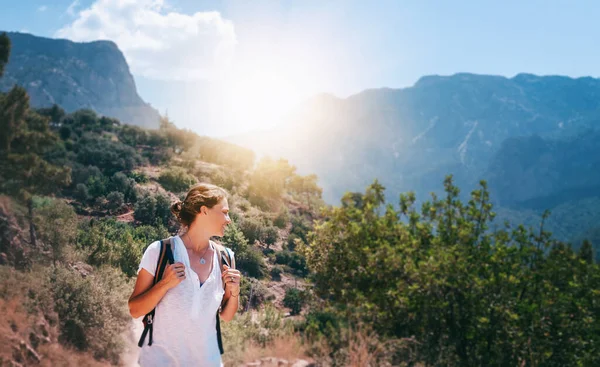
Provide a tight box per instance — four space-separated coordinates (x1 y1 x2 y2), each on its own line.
170 183 228 227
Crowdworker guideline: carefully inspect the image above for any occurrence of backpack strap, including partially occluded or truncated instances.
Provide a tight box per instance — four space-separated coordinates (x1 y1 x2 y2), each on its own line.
138 237 174 348
213 242 235 355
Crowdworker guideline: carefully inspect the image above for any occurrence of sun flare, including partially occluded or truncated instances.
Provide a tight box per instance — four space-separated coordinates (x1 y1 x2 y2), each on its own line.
219 56 319 134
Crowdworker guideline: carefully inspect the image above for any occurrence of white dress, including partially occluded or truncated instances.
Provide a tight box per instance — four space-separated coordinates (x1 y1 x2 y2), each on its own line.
137 236 231 367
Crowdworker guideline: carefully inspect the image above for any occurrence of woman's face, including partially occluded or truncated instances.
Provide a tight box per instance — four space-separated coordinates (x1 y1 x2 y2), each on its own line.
205 198 231 237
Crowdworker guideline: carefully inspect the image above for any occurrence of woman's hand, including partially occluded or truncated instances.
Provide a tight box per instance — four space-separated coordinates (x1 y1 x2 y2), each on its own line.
160 262 186 289
222 265 241 296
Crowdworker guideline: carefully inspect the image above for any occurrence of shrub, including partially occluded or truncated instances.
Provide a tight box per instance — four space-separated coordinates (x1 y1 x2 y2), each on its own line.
261 226 279 248
274 250 308 277
155 192 172 227
129 171 149 184
109 172 138 203
77 218 169 277
238 216 265 245
273 207 289 229
74 183 90 203
49 265 131 364
106 191 124 212
158 167 197 193
33 198 78 265
134 195 156 225
237 247 268 279
270 265 284 281
283 288 305 315
239 276 272 311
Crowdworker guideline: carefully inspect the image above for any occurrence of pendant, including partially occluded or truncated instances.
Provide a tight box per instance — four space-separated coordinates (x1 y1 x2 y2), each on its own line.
200 258 206 264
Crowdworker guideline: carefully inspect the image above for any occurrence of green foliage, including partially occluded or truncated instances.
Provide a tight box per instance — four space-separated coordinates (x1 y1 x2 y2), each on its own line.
238 216 265 245
283 288 305 315
208 167 238 191
0 32 9 77
106 191 124 212
37 104 66 124
238 276 272 310
303 176 600 366
158 166 197 193
75 133 143 175
134 193 172 227
33 198 78 265
220 304 294 365
49 265 131 363
222 221 267 278
129 171 149 184
274 250 308 277
270 265 283 281
195 136 255 172
77 218 168 277
247 157 296 209
261 226 279 248
273 207 289 228
74 183 90 203
0 87 71 199
109 172 138 203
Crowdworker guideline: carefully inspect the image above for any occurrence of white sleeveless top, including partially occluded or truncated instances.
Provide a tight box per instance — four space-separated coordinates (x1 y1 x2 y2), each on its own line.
137 236 231 367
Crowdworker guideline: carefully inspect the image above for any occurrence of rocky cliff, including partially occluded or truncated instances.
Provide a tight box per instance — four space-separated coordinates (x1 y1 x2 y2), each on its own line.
0 32 160 128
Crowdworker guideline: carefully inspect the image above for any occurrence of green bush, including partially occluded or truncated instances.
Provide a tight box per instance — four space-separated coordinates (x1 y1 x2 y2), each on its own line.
109 172 138 203
75 133 144 175
49 265 131 364
261 226 279 248
283 288 305 315
209 168 237 191
158 167 197 193
129 171 149 184
270 265 284 281
77 218 168 277
273 207 289 229
33 198 78 265
239 276 272 311
237 247 268 279
106 191 124 212
274 250 308 277
155 192 172 227
238 216 265 245
134 195 156 225
74 183 90 203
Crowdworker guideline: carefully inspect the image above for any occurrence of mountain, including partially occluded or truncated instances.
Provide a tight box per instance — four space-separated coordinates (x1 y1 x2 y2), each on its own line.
0 31 161 128
231 73 600 201
229 73 600 246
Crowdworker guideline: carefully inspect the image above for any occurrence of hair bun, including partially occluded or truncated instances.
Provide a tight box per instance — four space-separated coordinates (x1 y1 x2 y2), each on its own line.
171 201 183 215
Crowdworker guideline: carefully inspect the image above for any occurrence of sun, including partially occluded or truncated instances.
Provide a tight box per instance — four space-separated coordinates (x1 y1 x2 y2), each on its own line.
219 58 317 135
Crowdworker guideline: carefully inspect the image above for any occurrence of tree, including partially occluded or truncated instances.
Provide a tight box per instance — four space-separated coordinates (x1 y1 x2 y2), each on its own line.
0 88 71 247
302 176 600 366
34 198 78 265
0 32 9 77
283 288 305 316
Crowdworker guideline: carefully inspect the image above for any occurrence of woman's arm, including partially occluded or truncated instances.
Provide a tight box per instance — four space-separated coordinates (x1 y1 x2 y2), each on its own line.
128 263 186 318
220 264 241 322
219 289 239 322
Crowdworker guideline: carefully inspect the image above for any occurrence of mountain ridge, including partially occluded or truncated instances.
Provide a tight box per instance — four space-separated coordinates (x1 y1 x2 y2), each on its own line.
0 31 161 129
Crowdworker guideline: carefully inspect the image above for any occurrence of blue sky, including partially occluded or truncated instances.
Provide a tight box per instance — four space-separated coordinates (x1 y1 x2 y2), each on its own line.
2 0 600 135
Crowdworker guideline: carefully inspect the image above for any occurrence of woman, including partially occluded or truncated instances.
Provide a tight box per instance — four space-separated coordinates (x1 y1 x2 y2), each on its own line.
128 183 242 367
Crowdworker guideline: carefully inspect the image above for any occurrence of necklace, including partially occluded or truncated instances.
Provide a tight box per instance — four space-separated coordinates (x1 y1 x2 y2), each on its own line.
187 233 210 264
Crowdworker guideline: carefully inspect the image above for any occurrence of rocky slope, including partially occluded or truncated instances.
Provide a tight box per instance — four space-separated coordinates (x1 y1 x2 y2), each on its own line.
0 32 160 129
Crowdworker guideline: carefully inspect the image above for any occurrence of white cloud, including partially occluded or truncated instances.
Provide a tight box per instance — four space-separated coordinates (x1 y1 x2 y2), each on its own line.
55 0 237 81
66 0 80 17
38 5 48 12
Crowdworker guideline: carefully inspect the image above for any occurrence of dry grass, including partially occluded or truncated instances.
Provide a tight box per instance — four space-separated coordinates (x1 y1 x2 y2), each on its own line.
234 334 310 366
0 293 106 367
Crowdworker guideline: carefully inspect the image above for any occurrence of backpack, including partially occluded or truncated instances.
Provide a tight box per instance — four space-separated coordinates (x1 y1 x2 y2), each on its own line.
138 237 236 355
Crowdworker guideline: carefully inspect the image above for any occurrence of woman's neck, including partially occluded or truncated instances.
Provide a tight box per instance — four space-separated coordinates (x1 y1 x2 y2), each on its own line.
183 226 211 253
